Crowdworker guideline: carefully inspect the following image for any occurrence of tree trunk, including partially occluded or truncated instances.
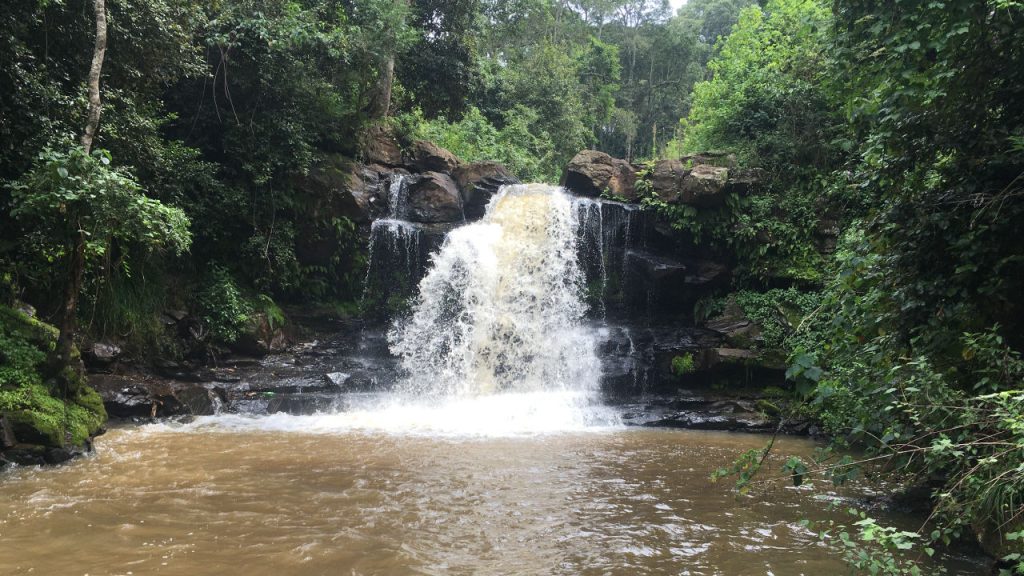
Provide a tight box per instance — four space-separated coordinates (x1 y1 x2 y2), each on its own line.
56 227 86 373
368 55 395 120
80 0 107 155
59 0 107 374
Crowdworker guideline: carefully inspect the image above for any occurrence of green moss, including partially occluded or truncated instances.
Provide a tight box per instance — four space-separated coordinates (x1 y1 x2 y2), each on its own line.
755 399 782 416
671 353 697 377
0 305 59 349
73 386 107 422
1 305 105 449
4 408 64 446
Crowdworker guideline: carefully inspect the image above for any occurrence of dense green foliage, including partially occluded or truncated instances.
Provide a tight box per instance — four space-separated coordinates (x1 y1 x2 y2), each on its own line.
1 0 750 350
681 0 1024 570
654 0 845 283
1 0 1022 571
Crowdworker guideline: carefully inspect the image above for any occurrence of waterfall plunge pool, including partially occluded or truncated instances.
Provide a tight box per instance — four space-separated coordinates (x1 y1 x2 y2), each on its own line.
0 417 988 575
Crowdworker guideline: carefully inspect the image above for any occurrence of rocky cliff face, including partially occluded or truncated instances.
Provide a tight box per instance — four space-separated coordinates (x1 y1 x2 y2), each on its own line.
558 149 801 428
84 140 801 436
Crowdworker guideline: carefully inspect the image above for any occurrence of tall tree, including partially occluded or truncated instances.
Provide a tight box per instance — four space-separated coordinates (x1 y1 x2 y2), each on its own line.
58 0 108 370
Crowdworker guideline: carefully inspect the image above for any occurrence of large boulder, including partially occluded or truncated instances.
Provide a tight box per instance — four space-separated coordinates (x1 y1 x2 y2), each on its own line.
623 251 729 316
452 161 520 220
295 153 379 224
649 159 690 204
723 167 766 196
679 164 730 206
363 124 403 167
649 160 733 207
705 299 763 349
83 340 122 371
406 172 464 223
406 140 461 174
90 374 225 418
561 150 637 200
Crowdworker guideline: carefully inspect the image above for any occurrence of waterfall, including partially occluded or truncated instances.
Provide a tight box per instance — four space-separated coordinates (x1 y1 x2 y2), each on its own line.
570 198 648 316
389 184 602 399
362 175 423 312
389 183 598 399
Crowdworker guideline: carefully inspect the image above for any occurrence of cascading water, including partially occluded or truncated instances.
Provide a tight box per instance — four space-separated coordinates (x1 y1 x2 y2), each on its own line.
188 182 621 435
572 197 648 315
362 175 424 311
381 183 618 432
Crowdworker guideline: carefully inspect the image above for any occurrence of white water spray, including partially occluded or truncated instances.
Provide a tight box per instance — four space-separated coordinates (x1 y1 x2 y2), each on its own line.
374 183 618 432
390 184 600 395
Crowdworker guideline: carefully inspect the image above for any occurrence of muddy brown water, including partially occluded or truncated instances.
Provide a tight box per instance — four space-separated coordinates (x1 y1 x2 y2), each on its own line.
0 422 986 575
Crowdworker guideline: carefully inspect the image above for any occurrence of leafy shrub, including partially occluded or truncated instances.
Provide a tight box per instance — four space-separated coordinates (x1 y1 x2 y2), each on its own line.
396 106 559 182
671 353 697 377
197 266 253 344
732 289 820 350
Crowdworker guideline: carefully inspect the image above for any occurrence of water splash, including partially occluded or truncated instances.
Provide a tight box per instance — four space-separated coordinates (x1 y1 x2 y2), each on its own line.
390 184 605 403
148 390 616 438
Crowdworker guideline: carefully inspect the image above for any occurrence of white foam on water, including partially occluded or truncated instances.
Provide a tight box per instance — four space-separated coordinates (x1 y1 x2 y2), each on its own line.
147 391 621 438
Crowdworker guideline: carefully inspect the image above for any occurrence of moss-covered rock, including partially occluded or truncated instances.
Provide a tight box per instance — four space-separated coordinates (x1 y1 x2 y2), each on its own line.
4 409 65 446
0 305 106 461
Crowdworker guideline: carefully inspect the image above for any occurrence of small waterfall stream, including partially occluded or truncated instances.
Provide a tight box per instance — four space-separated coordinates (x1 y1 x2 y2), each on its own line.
362 175 425 312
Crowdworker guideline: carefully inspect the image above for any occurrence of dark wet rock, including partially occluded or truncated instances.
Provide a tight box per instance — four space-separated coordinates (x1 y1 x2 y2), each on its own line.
598 324 725 398
363 124 403 167
99 381 158 418
173 386 223 416
623 251 729 316
2 444 47 466
91 374 226 418
2 441 90 466
325 372 351 387
562 150 637 200
705 299 763 349
294 153 378 225
406 172 464 223
0 415 16 448
406 140 461 173
266 393 339 415
700 347 787 372
650 159 690 204
44 446 81 465
84 340 122 369
453 161 519 220
290 154 385 279
615 391 813 433
724 167 766 196
3 412 59 446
